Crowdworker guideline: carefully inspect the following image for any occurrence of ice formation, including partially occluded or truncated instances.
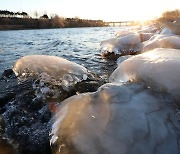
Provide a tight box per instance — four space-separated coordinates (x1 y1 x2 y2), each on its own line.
13 55 89 98
139 34 180 52
100 23 180 57
13 55 87 80
51 83 180 154
101 25 158 56
13 55 88 84
115 25 158 37
48 22 180 154
115 31 135 37
47 24 180 154
109 48 180 104
101 33 141 55
137 26 158 33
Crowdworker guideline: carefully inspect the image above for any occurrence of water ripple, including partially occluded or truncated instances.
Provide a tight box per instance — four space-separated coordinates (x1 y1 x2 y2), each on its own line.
0 27 121 78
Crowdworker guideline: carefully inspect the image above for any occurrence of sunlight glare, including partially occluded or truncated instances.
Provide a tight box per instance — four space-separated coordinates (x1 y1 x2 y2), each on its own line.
57 0 179 21
0 0 179 21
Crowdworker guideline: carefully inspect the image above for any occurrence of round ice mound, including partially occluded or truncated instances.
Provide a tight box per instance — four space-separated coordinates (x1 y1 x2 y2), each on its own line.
139 34 180 52
51 83 180 154
109 48 180 103
13 55 88 84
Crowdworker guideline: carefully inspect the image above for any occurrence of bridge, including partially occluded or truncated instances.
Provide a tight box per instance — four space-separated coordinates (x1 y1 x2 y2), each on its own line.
105 21 133 26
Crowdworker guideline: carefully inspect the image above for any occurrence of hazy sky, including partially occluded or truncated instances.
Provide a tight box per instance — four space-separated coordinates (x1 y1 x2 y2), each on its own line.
0 0 179 21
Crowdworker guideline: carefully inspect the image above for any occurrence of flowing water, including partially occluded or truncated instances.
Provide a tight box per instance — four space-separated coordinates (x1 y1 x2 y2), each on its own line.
0 27 127 78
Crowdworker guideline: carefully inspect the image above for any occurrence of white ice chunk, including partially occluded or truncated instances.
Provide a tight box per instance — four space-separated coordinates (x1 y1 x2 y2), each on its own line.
117 33 141 45
115 31 135 37
13 55 88 84
159 35 180 48
13 55 89 98
101 25 159 55
139 34 180 52
115 25 157 37
101 33 141 55
51 83 180 154
110 48 180 103
137 25 158 33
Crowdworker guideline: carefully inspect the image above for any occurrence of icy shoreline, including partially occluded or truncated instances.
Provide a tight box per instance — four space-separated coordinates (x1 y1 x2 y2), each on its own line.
100 21 180 59
0 21 180 154
51 21 180 153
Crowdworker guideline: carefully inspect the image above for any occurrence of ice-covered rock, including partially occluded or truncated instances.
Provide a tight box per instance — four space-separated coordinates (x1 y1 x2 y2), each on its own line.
13 55 89 94
13 55 102 100
100 23 180 57
0 66 102 154
101 25 158 57
158 35 180 48
13 55 88 84
101 33 141 55
139 33 154 42
137 25 158 33
109 48 180 104
139 34 180 52
51 83 180 154
115 25 158 37
115 31 135 37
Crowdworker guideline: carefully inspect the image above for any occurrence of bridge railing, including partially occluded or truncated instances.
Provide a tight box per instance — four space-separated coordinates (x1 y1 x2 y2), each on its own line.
105 21 133 26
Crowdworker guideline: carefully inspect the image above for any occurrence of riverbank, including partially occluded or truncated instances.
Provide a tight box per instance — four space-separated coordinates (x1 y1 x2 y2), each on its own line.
0 24 32 30
0 17 107 30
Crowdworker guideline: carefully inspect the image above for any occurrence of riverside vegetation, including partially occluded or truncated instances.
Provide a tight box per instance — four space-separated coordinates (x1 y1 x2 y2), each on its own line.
0 10 106 30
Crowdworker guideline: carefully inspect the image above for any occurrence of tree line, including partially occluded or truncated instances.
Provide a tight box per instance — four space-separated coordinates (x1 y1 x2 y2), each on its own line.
0 10 28 18
0 10 106 30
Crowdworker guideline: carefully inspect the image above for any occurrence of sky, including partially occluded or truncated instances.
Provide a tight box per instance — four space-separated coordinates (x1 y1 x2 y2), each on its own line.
0 0 179 21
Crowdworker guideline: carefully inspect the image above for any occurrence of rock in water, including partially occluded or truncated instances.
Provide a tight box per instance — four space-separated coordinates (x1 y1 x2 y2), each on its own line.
101 33 141 56
0 56 102 154
51 83 180 154
13 55 102 101
100 25 158 58
137 25 158 33
139 34 180 52
109 48 180 105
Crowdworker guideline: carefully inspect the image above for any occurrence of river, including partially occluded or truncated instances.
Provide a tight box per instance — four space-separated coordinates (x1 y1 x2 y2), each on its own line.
0 27 128 78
